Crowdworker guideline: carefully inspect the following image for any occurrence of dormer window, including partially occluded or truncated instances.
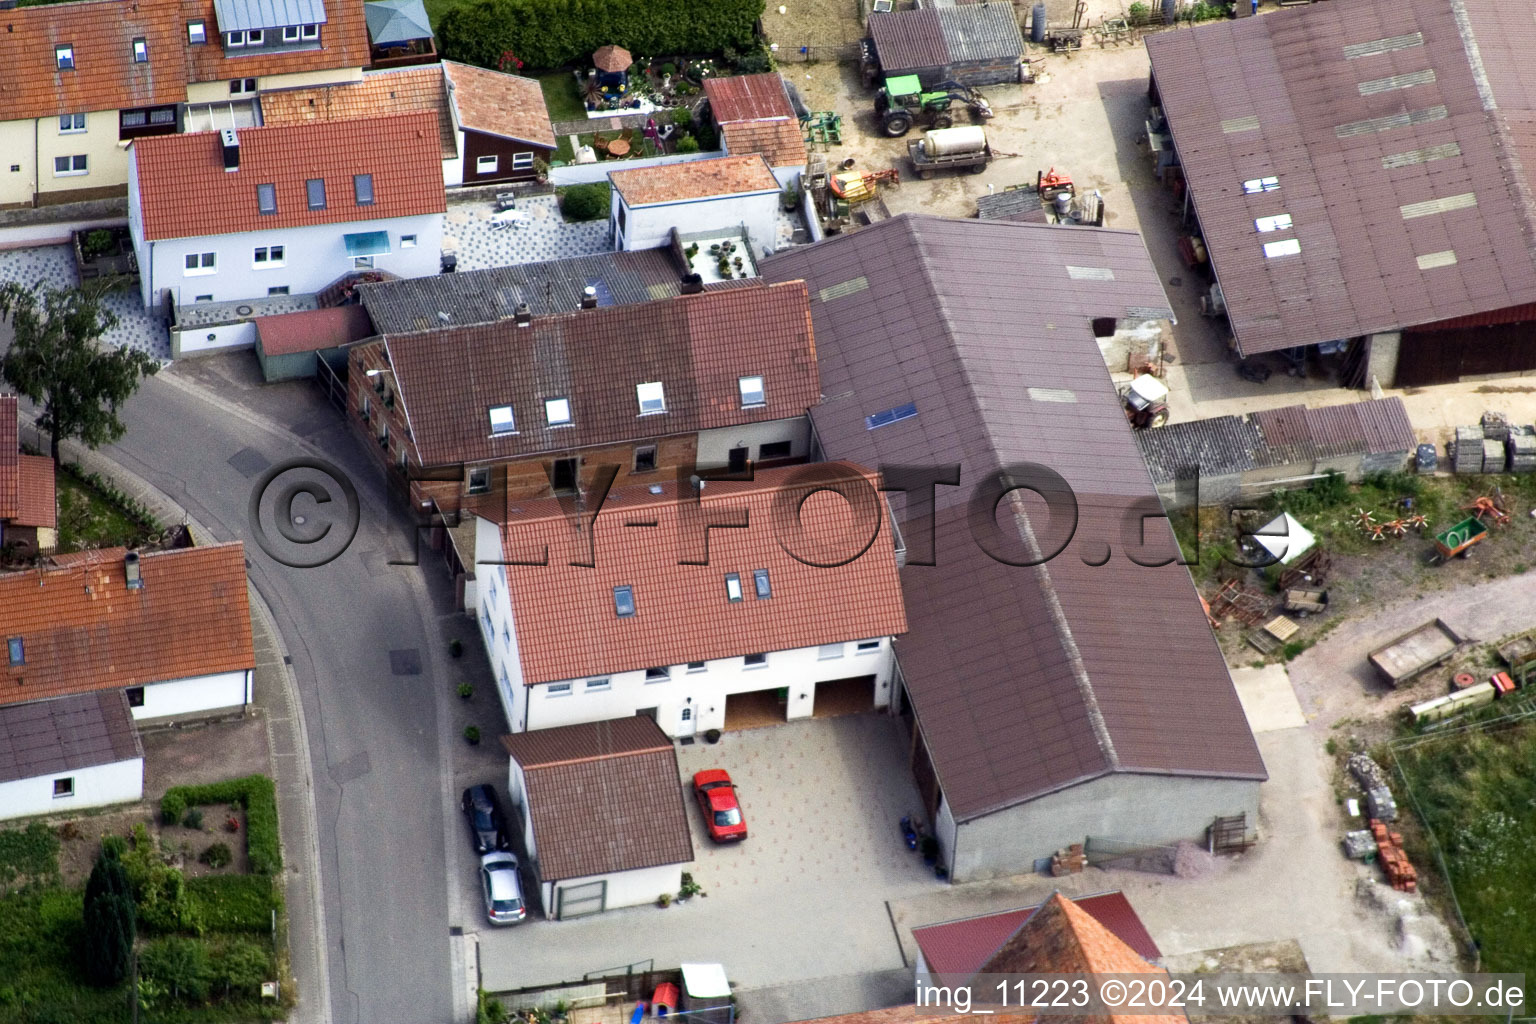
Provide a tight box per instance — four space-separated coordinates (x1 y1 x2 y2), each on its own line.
133 37 148 62
301 23 319 39
226 31 245 47
488 404 515 435
188 20 206 43
636 381 665 415
55 45 74 69
283 25 300 41
247 29 264 44
738 375 765 407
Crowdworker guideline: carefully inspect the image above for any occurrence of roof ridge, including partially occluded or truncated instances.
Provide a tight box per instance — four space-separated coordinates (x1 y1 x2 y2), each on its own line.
520 743 674 770
913 217 1121 779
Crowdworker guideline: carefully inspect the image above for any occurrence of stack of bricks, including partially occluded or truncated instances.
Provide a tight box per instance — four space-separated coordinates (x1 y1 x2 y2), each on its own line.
1371 819 1417 892
1050 843 1086 876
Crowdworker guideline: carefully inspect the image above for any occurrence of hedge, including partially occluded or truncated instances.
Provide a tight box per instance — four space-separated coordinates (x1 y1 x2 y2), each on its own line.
438 0 763 72
186 875 283 934
160 776 281 876
558 183 610 221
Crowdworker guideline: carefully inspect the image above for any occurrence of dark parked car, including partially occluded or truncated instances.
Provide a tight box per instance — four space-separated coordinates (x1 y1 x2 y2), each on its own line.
460 784 510 854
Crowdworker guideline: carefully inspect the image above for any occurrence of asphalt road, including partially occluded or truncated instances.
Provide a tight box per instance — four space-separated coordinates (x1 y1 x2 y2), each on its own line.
103 364 460 1024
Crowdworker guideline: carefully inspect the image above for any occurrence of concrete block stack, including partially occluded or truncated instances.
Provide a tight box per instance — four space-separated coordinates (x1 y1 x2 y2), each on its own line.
1453 426 1484 473
1481 411 1511 442
1050 843 1086 876
1342 829 1376 860
1366 786 1397 822
1371 819 1417 892
1509 427 1536 473
1483 439 1507 473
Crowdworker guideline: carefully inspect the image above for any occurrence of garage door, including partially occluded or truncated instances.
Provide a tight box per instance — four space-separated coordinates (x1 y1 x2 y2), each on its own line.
555 880 606 919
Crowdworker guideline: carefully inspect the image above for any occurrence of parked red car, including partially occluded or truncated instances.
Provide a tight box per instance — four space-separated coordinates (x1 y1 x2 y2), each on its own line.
692 769 747 842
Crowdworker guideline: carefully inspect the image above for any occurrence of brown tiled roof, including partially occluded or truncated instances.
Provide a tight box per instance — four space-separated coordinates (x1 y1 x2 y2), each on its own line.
0 396 18 521
490 462 907 683
180 0 371 84
0 690 143 785
384 279 819 467
591 44 631 73
722 121 807 170
133 112 445 241
258 66 457 160
0 0 188 122
610 154 779 206
442 61 555 149
256 304 374 355
913 892 1160 977
703 73 795 123
977 894 1183 1024
1145 0 1536 356
501 717 693 880
762 216 1265 821
0 543 255 707
14 457 57 530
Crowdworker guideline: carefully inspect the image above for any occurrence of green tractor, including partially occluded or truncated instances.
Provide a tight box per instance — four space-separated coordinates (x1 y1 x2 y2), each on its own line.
874 75 994 137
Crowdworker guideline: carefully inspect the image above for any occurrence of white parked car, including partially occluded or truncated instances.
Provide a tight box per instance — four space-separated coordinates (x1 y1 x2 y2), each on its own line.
480 852 527 925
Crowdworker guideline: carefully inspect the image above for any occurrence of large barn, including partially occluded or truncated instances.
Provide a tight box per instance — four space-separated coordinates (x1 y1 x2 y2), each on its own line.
763 216 1267 882
1146 0 1536 387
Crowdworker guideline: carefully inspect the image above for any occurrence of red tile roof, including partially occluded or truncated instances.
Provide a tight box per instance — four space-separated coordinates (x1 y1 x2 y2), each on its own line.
975 894 1182 1024
0 542 255 707
0 0 188 122
384 280 819 467
255 304 374 356
133 112 446 241
913 892 1160 976
703 73 795 123
489 462 907 683
610 154 779 206
722 121 808 170
180 0 371 84
257 66 458 160
14 457 57 530
501 716 694 880
442 61 556 149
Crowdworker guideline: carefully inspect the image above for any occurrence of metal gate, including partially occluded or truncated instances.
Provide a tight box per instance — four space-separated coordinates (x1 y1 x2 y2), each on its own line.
555 880 607 919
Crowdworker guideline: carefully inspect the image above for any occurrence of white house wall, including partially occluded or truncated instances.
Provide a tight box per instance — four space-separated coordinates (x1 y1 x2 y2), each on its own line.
132 669 252 722
135 212 444 309
613 190 780 255
0 757 144 822
696 417 810 469
523 638 896 737
505 757 537 858
475 515 530 732
172 319 259 357
539 861 684 919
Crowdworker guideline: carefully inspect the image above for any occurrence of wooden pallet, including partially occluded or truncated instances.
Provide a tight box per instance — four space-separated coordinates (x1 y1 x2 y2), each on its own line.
1209 813 1255 854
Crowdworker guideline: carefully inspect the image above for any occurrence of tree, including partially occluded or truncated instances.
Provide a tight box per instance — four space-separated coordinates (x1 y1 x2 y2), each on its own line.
0 281 158 469
82 848 136 986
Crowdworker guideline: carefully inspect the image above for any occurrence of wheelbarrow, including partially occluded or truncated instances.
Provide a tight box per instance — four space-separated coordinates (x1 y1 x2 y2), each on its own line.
1433 516 1488 561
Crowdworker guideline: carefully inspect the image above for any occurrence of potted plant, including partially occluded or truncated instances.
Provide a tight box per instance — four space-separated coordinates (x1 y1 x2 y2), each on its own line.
458 683 474 700
463 725 481 745
677 872 705 901
533 157 550 184
448 638 463 658
657 892 672 908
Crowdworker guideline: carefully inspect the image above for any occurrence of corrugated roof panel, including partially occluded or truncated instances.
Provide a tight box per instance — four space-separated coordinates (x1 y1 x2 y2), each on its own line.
868 8 948 72
213 0 326 32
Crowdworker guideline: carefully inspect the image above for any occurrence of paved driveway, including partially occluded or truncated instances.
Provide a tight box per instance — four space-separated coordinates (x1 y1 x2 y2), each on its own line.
473 714 941 1016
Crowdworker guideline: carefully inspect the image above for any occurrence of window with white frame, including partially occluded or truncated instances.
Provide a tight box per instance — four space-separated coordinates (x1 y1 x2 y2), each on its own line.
476 155 498 174
301 23 319 38
53 777 74 798
544 397 572 426
502 623 511 646
247 29 264 43
512 152 535 170
132 37 148 61
645 666 670 681
400 234 417 248
738 375 766 407
226 30 247 46
283 25 300 40
55 45 74 69
856 639 881 653
253 245 284 267
183 251 216 275
120 110 148 128
268 286 289 296
468 467 491 494
818 644 844 660
585 678 611 691
744 653 768 668
725 573 743 602
488 404 515 435
230 78 257 95
636 381 665 415
53 154 87 176
548 682 573 695
187 20 206 43
686 661 707 673
59 113 86 133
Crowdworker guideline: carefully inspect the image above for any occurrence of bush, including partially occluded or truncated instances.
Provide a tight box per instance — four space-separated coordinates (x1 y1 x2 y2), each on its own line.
732 44 775 74
671 107 693 133
695 123 719 151
1127 0 1151 23
186 874 283 933
437 0 761 70
161 775 281 876
559 183 611 221
182 807 204 831
675 133 700 154
199 843 232 869
82 850 135 986
140 937 213 1003
212 940 272 998
161 792 187 826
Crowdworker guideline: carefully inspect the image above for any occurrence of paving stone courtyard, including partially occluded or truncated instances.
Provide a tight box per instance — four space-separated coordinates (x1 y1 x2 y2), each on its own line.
0 244 171 361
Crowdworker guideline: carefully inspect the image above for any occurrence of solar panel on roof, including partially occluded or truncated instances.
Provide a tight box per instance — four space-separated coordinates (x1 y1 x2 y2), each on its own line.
865 402 918 430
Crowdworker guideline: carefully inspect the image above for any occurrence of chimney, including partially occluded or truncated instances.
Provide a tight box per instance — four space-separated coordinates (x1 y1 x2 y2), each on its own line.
124 551 143 590
680 273 705 295
514 302 532 327
580 286 598 310
220 129 239 172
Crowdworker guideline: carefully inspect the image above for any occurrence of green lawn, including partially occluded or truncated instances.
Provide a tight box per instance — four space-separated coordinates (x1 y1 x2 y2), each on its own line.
54 469 155 553
1395 717 1536 995
538 71 590 122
